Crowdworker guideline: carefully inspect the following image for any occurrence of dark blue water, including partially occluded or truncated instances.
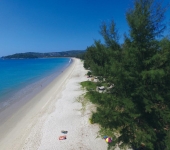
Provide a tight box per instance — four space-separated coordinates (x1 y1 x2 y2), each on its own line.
0 58 71 110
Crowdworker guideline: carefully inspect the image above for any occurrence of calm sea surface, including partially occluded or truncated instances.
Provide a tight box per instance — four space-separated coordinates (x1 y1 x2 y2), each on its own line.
0 57 71 110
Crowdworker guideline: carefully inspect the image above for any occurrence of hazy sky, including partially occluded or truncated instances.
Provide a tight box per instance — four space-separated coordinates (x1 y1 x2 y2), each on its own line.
0 0 169 56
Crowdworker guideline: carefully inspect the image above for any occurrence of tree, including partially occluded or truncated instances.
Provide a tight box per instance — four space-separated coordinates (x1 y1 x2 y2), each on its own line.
117 0 170 149
83 0 170 149
87 71 92 77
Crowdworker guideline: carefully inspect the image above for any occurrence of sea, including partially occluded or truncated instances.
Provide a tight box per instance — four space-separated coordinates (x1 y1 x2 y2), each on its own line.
0 57 71 111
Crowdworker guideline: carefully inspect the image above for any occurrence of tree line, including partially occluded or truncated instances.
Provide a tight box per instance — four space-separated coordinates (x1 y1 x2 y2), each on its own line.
82 0 170 149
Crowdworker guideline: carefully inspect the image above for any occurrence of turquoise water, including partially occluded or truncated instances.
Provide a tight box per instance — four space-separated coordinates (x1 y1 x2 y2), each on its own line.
0 58 71 110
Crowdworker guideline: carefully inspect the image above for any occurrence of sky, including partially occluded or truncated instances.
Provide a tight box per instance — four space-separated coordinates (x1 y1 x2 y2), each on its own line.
0 0 169 57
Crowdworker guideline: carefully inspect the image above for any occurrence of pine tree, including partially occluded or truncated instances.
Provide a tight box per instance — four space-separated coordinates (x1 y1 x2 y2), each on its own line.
83 0 170 149
118 0 170 149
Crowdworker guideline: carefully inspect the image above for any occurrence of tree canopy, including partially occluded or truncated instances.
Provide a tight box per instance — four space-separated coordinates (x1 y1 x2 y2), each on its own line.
83 0 170 149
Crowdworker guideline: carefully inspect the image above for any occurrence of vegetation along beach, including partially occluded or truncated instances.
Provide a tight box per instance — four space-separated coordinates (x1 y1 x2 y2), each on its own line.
0 0 170 150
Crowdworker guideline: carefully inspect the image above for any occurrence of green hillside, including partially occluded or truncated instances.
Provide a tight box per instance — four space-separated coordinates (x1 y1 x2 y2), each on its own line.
1 50 85 59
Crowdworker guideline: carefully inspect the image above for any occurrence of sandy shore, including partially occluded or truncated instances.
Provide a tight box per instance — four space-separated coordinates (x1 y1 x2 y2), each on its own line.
0 58 108 150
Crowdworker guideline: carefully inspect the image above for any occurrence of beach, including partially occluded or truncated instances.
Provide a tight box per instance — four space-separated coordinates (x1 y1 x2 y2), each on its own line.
0 58 107 150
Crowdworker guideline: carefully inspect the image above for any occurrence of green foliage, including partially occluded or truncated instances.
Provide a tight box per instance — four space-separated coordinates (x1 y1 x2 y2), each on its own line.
80 81 97 91
87 71 92 76
83 0 170 150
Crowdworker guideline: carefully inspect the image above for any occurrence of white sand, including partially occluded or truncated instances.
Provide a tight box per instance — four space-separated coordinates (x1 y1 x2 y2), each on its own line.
0 58 108 150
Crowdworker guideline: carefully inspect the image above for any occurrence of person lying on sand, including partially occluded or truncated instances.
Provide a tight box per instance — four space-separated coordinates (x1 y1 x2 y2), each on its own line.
59 136 66 140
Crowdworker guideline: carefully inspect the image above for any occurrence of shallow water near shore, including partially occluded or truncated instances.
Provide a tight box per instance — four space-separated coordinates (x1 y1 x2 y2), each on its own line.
0 57 71 111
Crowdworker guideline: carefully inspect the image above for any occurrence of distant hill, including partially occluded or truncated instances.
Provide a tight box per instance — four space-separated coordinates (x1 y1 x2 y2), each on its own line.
1 50 86 59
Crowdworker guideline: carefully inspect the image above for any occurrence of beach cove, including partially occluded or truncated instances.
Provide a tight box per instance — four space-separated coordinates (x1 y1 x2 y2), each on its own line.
0 58 108 150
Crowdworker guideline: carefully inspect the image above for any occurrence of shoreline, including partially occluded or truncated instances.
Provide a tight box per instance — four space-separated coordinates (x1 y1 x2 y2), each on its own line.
0 58 108 150
0 57 72 112
0 58 75 149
